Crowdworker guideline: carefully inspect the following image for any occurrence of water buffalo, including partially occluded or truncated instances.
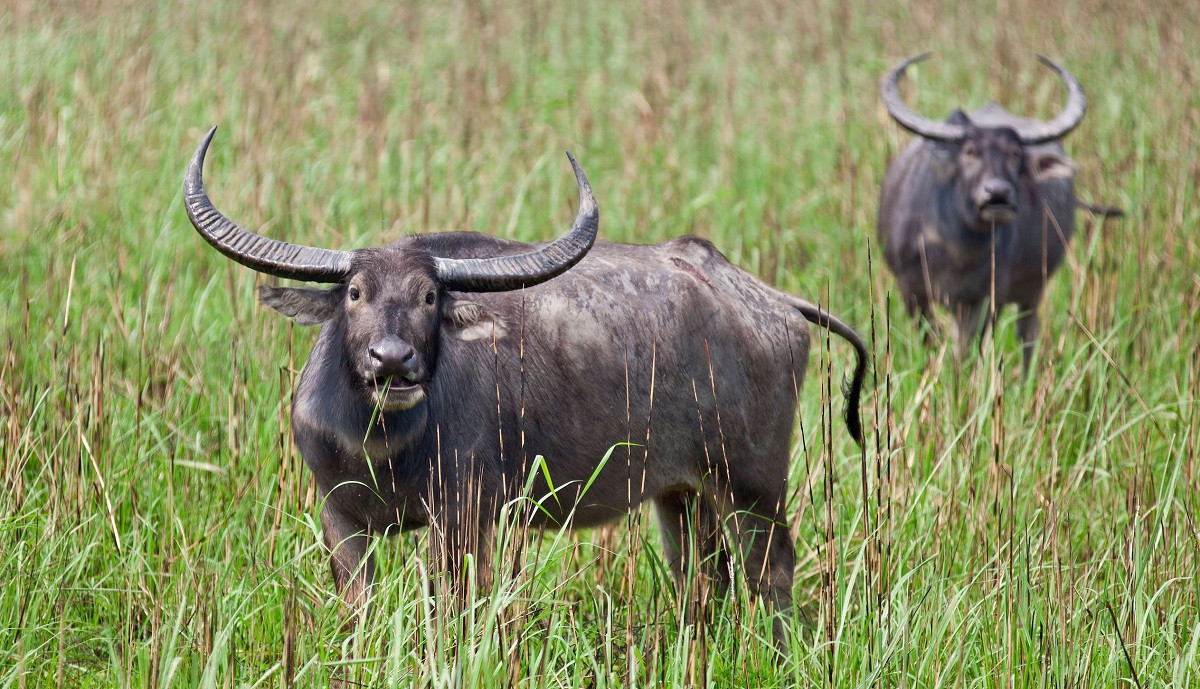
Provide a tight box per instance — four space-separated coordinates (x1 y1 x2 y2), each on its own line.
184 127 867 643
877 53 1117 372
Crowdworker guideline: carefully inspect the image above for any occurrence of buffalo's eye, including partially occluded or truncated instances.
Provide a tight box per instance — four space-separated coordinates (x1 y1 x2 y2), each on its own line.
424 290 436 305
348 286 361 301
962 143 978 159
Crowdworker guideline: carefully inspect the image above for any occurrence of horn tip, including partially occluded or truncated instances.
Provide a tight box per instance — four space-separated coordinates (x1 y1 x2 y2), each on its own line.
565 150 583 178
883 52 933 89
897 51 933 71
200 125 218 151
191 126 220 167
185 125 222 196
564 151 598 228
565 152 595 199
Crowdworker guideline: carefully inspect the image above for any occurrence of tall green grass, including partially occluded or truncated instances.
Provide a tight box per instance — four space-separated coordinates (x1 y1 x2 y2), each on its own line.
2 0 1197 686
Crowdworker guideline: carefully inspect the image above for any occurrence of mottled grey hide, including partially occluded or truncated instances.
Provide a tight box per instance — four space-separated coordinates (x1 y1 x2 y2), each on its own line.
283 234 866 646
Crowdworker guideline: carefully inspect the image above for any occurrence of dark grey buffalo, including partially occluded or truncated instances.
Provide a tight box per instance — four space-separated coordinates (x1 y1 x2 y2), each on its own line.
184 127 866 643
877 53 1117 372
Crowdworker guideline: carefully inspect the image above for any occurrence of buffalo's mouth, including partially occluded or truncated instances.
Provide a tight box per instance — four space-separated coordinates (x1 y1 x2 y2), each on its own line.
978 200 1017 224
367 376 426 412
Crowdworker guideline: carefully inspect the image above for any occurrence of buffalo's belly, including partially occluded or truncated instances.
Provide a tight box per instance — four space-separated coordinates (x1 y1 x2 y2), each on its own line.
527 499 650 530
517 451 701 530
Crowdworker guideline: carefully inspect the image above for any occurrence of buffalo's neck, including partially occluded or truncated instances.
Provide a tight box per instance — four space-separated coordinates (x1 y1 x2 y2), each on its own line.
293 327 429 466
291 337 436 530
931 190 1013 264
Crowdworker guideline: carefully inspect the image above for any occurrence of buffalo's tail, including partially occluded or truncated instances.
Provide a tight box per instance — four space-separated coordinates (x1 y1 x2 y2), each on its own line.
1077 199 1125 218
788 297 868 446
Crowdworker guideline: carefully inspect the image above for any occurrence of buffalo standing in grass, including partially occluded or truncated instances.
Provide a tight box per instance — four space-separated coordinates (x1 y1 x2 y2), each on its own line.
184 127 867 644
877 53 1119 372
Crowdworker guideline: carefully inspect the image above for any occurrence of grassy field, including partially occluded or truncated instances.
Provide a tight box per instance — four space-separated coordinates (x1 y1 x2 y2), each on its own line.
2 0 1197 686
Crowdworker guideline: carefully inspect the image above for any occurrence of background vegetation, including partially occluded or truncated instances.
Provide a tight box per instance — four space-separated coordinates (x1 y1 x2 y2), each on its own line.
2 0 1196 686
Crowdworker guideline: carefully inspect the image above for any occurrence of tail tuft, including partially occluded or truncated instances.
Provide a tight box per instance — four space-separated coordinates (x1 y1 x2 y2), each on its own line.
841 365 865 446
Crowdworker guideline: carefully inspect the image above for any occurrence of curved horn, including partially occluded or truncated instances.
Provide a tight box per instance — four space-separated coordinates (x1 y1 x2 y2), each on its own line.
881 52 966 143
1013 56 1087 144
432 152 599 292
183 126 354 282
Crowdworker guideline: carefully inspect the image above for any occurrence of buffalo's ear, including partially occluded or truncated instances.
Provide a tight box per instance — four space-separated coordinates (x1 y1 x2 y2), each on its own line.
258 285 342 326
442 296 509 342
946 109 971 127
929 140 959 181
928 110 972 177
1028 149 1078 182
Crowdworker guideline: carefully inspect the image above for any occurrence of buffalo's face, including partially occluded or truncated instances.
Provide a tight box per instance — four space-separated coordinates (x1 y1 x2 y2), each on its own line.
939 113 1024 230
338 250 442 412
259 245 509 414
959 128 1022 226
939 112 1078 233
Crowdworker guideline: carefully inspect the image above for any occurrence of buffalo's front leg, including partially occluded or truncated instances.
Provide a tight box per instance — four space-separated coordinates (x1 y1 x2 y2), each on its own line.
321 504 375 616
954 301 990 360
901 287 938 347
1016 306 1040 376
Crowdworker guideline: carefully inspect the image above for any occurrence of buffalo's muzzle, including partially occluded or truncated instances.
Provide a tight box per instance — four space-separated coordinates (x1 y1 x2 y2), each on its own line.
978 180 1017 223
369 337 419 381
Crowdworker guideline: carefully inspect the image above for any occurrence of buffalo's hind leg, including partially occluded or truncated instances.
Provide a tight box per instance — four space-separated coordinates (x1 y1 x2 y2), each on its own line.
434 511 496 597
715 479 795 649
654 489 733 640
428 461 501 600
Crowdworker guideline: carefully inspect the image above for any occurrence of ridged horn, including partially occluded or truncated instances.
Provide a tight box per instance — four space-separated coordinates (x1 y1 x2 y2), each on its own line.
432 152 599 292
183 126 354 282
1013 56 1087 144
881 52 966 143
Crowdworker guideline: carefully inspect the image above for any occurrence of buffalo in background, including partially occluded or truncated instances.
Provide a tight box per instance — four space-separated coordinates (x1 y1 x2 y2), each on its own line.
876 53 1121 373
